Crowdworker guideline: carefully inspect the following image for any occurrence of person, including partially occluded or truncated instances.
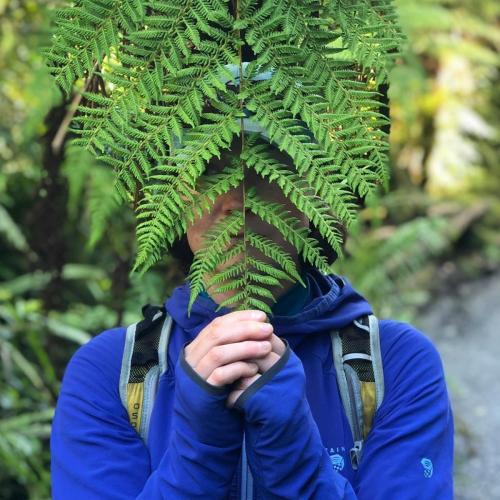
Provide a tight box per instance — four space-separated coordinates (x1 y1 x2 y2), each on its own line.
50 139 454 499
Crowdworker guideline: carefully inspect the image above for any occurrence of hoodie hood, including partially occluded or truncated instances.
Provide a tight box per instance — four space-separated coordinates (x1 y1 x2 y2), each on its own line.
165 268 372 343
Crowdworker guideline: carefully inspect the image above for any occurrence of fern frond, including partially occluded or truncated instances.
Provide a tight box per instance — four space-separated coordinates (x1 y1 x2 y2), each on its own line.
328 0 406 83
187 211 244 312
245 189 331 272
133 109 242 273
45 0 404 309
45 0 138 96
80 6 236 151
246 232 304 286
243 142 353 254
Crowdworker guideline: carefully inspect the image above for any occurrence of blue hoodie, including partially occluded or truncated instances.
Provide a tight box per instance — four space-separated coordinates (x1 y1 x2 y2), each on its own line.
51 269 454 499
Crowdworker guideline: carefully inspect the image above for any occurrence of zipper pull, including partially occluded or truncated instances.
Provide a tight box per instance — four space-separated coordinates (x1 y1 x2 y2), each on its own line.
350 440 363 471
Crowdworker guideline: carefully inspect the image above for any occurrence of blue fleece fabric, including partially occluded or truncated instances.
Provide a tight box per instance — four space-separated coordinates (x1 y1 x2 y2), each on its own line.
51 268 454 499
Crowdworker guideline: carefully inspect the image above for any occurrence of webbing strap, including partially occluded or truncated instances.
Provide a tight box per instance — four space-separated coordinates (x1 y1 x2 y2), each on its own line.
368 315 385 409
360 381 377 438
343 352 372 362
126 382 144 433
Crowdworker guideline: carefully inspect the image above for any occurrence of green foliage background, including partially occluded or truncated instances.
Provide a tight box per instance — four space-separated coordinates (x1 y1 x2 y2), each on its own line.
0 0 498 497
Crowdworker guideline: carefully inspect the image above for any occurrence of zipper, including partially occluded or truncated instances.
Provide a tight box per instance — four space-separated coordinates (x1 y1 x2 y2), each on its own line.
240 433 253 499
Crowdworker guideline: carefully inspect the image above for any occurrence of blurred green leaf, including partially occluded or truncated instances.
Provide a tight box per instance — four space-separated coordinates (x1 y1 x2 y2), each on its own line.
0 205 30 252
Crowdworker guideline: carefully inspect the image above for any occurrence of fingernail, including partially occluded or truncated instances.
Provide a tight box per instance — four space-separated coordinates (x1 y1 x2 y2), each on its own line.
259 323 273 333
252 310 266 321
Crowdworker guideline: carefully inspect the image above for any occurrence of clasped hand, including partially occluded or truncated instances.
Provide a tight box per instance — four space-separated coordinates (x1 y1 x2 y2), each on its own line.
184 309 286 407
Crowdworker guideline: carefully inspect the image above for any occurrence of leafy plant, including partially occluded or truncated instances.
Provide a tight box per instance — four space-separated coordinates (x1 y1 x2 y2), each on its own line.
44 0 405 314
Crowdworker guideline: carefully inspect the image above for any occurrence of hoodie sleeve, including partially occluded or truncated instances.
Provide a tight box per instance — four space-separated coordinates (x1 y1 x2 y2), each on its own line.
352 321 454 499
234 343 358 499
234 325 453 499
51 329 243 499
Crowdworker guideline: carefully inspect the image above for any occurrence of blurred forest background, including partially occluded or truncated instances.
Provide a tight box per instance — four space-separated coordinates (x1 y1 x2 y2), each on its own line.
0 0 498 498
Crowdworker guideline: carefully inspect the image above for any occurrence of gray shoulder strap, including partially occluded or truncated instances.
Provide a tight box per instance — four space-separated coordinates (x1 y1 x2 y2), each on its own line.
158 313 173 377
119 312 173 444
331 314 384 470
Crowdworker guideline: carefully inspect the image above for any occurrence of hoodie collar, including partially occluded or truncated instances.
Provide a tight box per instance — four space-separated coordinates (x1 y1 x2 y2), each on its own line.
165 268 372 340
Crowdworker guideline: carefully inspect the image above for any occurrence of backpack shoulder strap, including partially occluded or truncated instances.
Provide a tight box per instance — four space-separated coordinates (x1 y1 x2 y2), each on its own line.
331 314 384 470
119 304 173 443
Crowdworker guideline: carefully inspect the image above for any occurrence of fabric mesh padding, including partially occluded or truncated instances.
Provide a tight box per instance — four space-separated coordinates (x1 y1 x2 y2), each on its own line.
340 318 375 383
129 317 163 384
130 361 157 384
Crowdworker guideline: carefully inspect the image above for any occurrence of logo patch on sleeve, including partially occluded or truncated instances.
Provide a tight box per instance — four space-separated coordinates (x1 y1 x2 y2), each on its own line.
421 457 433 478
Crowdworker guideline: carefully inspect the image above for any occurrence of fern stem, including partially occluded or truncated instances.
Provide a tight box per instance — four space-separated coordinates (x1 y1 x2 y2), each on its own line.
236 0 248 306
